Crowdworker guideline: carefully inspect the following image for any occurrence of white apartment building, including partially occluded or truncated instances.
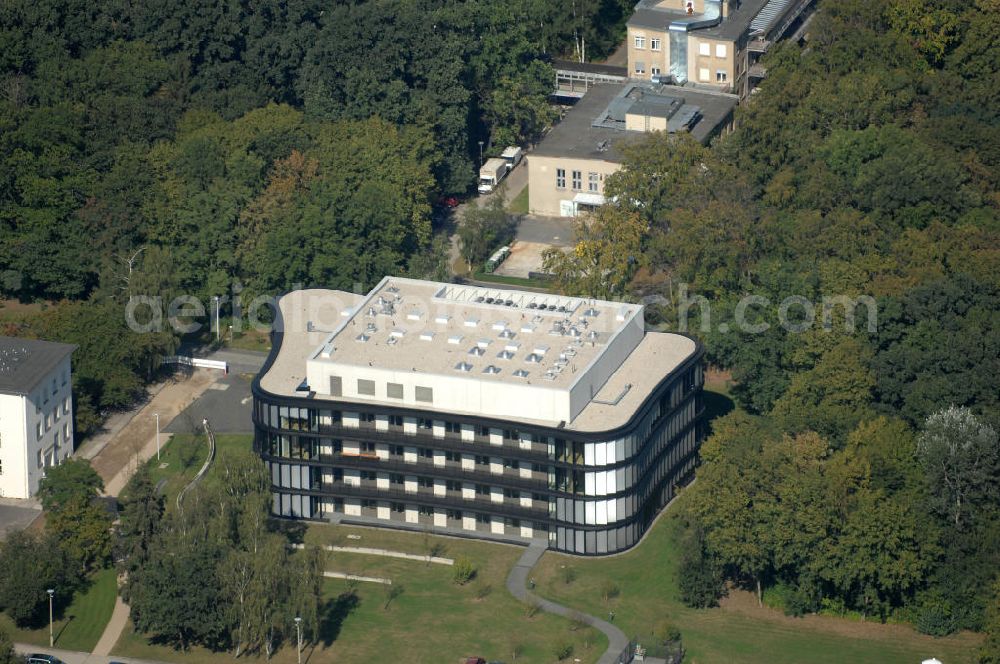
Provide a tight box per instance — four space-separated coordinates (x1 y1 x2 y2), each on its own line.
0 337 76 499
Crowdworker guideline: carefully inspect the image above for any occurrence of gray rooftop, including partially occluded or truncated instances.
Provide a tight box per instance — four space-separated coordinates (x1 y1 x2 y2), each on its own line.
700 0 773 40
0 336 75 395
533 82 736 162
628 0 775 42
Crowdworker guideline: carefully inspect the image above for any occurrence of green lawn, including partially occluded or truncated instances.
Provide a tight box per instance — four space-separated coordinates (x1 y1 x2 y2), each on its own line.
508 184 529 214
114 522 606 664
472 271 553 290
532 515 982 664
226 327 271 352
145 433 255 507
0 567 117 652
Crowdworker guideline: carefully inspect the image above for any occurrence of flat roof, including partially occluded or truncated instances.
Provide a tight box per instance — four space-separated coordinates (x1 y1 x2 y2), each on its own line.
0 336 75 395
259 280 700 433
313 278 642 391
627 0 773 41
533 82 736 162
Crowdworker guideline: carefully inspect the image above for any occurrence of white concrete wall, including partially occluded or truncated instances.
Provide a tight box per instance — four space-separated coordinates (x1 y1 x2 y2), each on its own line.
0 356 73 499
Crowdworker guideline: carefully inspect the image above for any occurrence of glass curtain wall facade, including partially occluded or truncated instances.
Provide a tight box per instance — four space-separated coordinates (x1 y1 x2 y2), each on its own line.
253 346 704 555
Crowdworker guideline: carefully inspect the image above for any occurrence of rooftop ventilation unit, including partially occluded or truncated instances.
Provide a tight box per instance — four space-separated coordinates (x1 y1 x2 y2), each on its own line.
366 322 377 334
521 324 536 334
469 346 486 357
477 338 491 348
533 344 550 356
525 353 543 364
406 310 423 321
584 307 599 317
387 336 399 346
367 307 377 317
569 326 582 338
482 365 501 375
419 331 435 341
513 369 530 378
499 329 515 339
464 318 479 328
504 341 520 352
527 302 538 309
587 330 599 342
454 361 474 372
542 371 557 381
390 328 405 338
497 350 515 360
448 334 463 345
435 314 451 324
386 285 400 294
492 320 508 331
356 333 370 343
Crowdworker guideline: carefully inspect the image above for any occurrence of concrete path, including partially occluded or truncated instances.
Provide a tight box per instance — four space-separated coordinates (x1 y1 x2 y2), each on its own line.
292 542 453 565
323 571 392 585
91 593 129 656
505 542 629 664
15 642 168 664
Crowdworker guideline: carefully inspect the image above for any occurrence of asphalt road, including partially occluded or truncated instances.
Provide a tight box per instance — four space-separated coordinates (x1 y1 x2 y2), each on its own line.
15 643 168 664
0 501 41 540
164 371 254 434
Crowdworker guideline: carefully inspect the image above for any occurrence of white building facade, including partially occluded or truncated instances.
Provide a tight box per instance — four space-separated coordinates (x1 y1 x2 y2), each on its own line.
253 278 704 555
0 338 75 499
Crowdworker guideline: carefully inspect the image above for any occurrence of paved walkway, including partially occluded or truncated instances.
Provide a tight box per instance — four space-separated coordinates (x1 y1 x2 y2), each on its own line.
505 542 629 664
91 593 130 656
292 542 453 565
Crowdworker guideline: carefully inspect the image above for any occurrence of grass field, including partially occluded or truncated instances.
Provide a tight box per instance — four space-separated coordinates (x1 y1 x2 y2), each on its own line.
532 514 982 664
0 567 117 652
508 184 529 214
144 433 255 506
114 522 607 664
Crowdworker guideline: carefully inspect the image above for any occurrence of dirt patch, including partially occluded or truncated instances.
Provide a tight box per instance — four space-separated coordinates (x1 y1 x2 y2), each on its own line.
720 588 982 648
90 369 218 493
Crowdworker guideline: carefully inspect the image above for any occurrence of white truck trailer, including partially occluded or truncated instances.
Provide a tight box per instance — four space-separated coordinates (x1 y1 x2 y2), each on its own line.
478 157 510 194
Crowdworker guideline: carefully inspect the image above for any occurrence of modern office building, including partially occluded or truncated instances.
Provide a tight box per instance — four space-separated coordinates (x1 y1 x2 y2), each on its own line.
0 336 76 499
252 277 704 555
528 81 736 217
626 0 815 97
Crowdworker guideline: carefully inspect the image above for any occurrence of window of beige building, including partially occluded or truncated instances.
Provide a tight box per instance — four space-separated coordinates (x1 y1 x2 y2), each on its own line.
699 42 710 56
634 61 645 75
699 68 710 81
634 35 645 48
571 170 582 190
716 70 727 82
588 172 600 192
716 44 727 58
556 168 566 188
651 38 661 50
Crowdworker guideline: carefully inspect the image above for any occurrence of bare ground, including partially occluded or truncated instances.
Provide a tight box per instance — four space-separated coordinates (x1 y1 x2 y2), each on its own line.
720 588 983 649
89 369 218 495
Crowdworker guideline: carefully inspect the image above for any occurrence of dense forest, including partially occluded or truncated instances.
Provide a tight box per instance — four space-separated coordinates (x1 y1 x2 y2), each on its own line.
544 0 999 648
0 0 630 430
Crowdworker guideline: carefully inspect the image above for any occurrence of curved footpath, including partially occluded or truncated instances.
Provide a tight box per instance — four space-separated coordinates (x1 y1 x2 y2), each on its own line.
505 542 629 664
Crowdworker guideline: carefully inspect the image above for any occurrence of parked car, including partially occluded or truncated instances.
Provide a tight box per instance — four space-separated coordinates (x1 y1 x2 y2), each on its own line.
27 654 64 664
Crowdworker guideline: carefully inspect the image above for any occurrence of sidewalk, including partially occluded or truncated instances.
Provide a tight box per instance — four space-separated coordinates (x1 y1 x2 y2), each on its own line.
505 542 629 664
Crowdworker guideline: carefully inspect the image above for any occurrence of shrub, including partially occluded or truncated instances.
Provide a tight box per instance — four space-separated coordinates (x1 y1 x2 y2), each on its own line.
561 565 578 585
655 620 682 644
915 594 957 637
453 556 477 585
600 579 621 603
474 583 493 600
553 641 574 661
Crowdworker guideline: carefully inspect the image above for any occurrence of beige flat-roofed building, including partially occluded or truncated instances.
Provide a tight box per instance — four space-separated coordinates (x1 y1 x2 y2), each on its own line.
528 82 736 217
253 277 705 555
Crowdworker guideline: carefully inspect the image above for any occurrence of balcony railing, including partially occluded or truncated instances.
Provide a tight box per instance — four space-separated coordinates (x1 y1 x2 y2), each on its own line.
276 481 551 522
298 420 553 461
321 453 548 492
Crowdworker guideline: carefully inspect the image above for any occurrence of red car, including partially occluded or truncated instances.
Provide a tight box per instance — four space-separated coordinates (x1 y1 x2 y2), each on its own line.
437 195 460 208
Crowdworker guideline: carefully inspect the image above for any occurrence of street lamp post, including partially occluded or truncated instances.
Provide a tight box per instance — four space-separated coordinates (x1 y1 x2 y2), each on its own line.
47 588 54 647
213 296 220 342
294 616 303 664
153 412 160 461
478 140 484 168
